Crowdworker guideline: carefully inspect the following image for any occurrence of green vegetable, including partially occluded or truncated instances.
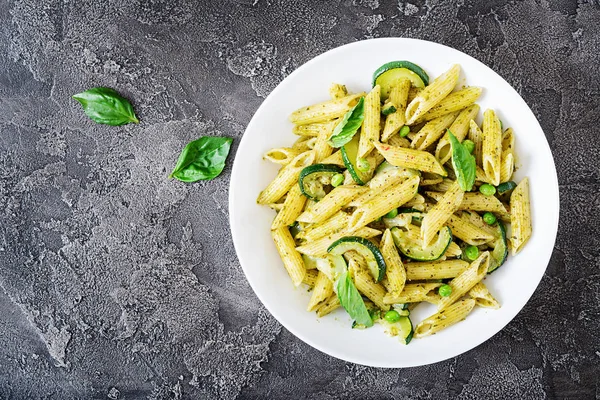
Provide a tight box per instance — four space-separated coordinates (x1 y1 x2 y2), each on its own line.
169 137 233 182
462 139 475 154
391 226 452 261
289 222 302 238
372 61 429 99
497 181 517 195
483 212 497 225
298 164 345 199
328 97 365 148
399 126 410 137
72 87 139 126
381 103 397 116
385 208 399 219
331 173 344 187
448 130 476 191
328 236 387 282
336 270 373 327
464 245 479 261
487 220 508 273
479 183 496 196
341 135 369 185
356 157 370 172
439 284 452 297
384 309 401 323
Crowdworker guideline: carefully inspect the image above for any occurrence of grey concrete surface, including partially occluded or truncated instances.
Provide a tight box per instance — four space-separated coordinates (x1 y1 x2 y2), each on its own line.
0 0 598 399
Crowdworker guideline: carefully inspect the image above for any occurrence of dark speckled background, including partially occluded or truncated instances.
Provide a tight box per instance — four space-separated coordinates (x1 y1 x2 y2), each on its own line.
0 0 599 399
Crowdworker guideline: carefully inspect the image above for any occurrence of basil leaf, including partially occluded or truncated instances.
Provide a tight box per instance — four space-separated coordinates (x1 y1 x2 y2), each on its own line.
169 137 233 182
448 130 475 191
336 270 373 327
72 87 139 126
328 97 365 148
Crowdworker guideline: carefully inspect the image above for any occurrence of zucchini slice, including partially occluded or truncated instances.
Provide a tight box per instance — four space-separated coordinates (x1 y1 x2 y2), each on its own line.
391 226 452 261
298 163 344 200
328 236 387 282
380 315 414 344
487 221 508 273
341 134 368 185
497 181 517 195
373 61 429 99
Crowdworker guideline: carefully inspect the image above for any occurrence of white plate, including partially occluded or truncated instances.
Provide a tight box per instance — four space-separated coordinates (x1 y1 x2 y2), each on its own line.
229 38 559 368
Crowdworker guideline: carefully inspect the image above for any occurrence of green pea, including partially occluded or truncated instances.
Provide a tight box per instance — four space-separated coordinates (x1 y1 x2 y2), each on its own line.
384 309 401 323
385 208 399 219
479 183 496 196
399 126 410 137
464 245 479 261
331 173 344 187
462 139 475 154
483 212 497 225
439 284 452 297
357 157 370 172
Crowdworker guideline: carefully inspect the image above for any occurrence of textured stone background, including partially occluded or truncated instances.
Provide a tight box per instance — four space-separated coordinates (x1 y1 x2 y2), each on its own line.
0 0 598 399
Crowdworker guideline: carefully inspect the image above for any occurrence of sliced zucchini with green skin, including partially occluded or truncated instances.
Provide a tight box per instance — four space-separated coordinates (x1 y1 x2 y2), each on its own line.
298 164 344 200
391 226 452 261
328 236 387 282
487 221 508 273
380 315 414 344
289 222 302 238
373 61 429 99
381 103 397 116
497 181 517 195
341 134 368 185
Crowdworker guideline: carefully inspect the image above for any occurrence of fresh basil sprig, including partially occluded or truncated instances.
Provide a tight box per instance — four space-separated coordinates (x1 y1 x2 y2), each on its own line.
328 97 365 148
72 87 139 126
170 137 233 182
448 130 475 191
336 270 373 327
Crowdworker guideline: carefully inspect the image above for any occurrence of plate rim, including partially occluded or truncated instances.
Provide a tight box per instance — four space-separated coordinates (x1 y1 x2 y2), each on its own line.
229 37 560 368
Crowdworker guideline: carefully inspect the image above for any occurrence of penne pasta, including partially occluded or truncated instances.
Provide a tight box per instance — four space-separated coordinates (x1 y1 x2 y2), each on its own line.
382 79 411 141
405 64 460 125
426 191 508 215
272 226 307 286
349 175 420 230
329 83 348 100
302 269 319 287
468 282 500 309
374 141 447 176
315 294 340 317
468 119 484 167
436 104 480 164
500 128 515 183
414 299 476 338
405 259 469 281
358 85 381 157
416 87 483 123
351 260 390 311
297 185 367 224
510 178 532 254
263 147 302 165
420 181 464 246
437 251 490 311
307 271 334 311
257 151 315 204
482 109 502 185
271 184 307 230
290 92 365 125
321 150 345 167
445 213 495 245
383 282 442 304
380 229 406 294
295 226 382 257
293 121 335 137
410 112 459 151
296 211 349 242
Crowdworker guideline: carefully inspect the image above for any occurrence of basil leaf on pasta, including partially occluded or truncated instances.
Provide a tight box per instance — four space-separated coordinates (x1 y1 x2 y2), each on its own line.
328 97 365 148
449 130 475 191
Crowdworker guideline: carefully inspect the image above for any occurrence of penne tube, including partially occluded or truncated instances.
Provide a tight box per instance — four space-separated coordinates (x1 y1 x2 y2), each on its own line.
374 141 447 176
307 271 334 311
382 79 411 141
416 87 483 123
414 299 476 338
290 92 365 125
410 112 459 151
295 226 381 257
383 282 442 304
257 151 315 204
404 259 469 281
500 128 515 183
437 251 490 311
509 177 532 254
482 109 502 185
263 147 302 166
468 282 500 309
358 85 381 157
468 119 484 167
435 104 480 164
405 64 460 125
272 226 307 286
297 185 367 224
380 229 406 295
271 185 307 230
420 181 464 246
